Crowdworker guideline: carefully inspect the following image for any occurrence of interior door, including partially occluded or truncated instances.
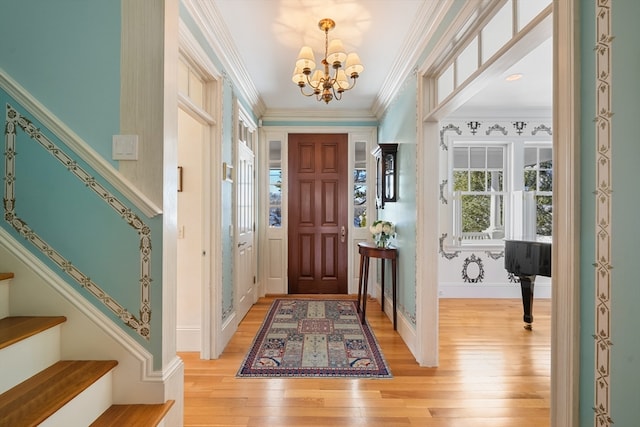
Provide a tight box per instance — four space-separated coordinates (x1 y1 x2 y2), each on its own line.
288 133 348 294
235 131 256 321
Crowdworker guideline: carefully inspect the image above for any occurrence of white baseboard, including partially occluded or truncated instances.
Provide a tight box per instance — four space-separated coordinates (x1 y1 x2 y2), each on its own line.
176 327 201 352
439 283 551 299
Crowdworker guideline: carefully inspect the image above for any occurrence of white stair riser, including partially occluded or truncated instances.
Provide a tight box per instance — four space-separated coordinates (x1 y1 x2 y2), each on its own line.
0 325 61 394
0 279 9 319
39 370 114 427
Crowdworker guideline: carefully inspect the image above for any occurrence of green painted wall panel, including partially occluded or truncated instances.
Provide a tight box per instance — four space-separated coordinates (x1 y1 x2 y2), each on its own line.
609 0 640 424
0 1 121 164
377 76 418 325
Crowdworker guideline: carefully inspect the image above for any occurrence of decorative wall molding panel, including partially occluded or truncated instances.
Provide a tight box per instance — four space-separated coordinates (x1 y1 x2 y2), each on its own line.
440 120 553 140
439 124 461 150
439 233 460 260
4 104 152 339
594 1 614 425
461 254 484 283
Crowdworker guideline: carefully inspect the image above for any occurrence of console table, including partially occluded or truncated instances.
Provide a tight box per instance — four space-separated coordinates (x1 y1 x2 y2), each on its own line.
356 242 398 330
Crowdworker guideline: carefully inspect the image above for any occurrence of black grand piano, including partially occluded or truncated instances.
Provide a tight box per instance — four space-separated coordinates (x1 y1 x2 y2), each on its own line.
504 240 552 330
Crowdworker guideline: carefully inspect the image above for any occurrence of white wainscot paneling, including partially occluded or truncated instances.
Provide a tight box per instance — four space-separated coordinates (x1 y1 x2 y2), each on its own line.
266 238 285 294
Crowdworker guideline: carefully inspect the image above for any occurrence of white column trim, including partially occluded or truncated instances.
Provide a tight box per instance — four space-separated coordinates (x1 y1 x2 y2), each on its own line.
551 0 580 425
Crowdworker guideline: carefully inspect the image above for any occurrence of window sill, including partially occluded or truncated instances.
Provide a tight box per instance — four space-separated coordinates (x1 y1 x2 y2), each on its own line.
446 240 505 252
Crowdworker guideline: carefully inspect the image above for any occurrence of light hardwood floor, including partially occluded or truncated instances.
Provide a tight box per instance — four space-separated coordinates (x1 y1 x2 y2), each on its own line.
181 296 550 427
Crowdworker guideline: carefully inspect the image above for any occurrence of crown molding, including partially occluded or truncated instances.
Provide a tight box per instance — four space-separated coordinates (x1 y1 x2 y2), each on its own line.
372 0 454 118
181 0 266 117
261 108 377 123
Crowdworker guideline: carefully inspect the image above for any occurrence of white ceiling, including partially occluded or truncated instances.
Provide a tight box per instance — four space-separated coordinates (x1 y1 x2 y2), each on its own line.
204 0 551 119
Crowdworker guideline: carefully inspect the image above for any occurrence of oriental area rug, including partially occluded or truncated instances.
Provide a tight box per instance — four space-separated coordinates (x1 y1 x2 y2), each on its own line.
236 299 392 378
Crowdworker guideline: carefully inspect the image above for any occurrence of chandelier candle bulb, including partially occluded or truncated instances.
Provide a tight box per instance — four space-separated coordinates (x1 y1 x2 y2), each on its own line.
292 18 363 104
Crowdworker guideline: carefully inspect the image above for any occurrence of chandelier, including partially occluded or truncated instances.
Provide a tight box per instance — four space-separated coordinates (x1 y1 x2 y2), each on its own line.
292 18 364 104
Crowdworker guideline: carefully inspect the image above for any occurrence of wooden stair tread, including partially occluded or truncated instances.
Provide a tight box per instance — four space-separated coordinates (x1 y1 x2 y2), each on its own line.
90 400 175 427
0 359 118 426
0 316 67 350
0 273 14 281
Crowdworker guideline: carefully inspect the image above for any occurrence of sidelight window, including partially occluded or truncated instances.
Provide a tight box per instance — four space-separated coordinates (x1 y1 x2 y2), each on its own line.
353 141 368 227
268 140 282 228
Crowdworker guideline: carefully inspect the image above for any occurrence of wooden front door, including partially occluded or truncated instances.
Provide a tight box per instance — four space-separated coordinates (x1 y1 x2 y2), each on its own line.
288 133 348 294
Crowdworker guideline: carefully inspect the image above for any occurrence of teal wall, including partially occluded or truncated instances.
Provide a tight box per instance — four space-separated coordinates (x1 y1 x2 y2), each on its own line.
608 1 640 424
0 1 166 368
579 1 640 425
179 4 255 321
579 1 596 423
378 76 418 324
0 1 121 164
0 89 164 366
221 83 234 320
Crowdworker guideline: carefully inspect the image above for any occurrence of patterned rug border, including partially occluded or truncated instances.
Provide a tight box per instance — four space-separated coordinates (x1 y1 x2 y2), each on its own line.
236 299 392 378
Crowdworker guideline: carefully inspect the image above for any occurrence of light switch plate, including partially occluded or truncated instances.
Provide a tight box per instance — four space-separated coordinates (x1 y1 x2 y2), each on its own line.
112 135 139 160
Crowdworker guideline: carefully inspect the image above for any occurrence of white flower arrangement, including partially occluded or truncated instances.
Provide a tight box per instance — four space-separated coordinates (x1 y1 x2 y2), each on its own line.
369 220 396 248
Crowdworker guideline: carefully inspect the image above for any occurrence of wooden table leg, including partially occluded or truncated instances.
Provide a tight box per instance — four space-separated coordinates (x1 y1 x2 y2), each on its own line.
360 255 370 324
392 258 397 330
357 253 365 314
380 258 386 313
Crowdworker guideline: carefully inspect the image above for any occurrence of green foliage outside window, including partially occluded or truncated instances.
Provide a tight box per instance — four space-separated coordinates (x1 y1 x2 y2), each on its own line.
461 195 490 232
453 168 502 234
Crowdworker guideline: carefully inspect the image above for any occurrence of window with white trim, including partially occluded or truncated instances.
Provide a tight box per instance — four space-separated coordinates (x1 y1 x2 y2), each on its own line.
449 140 552 247
452 144 506 245
524 145 553 239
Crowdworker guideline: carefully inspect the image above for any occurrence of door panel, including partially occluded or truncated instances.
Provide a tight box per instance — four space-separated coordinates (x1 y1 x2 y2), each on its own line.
288 134 348 294
235 139 256 320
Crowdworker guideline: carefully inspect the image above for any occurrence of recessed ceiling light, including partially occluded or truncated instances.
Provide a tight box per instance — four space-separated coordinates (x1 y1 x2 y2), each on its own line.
505 73 524 82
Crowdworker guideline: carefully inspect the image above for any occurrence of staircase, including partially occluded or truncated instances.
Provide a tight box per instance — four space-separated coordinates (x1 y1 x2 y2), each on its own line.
0 273 174 426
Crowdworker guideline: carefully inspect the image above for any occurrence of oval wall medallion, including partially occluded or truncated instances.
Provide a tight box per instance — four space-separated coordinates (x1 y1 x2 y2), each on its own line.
462 254 485 283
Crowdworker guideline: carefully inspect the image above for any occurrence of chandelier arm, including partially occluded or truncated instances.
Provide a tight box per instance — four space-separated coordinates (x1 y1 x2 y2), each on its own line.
347 76 359 90
299 85 318 97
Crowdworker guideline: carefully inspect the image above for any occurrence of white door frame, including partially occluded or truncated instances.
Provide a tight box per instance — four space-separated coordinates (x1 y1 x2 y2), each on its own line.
415 2 579 426
178 28 224 359
258 126 377 297
233 103 258 322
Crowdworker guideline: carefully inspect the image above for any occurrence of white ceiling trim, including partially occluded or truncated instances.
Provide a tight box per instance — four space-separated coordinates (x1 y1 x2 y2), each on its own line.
181 0 266 116
178 21 221 82
427 6 553 120
372 0 453 117
262 108 377 123
418 0 499 77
